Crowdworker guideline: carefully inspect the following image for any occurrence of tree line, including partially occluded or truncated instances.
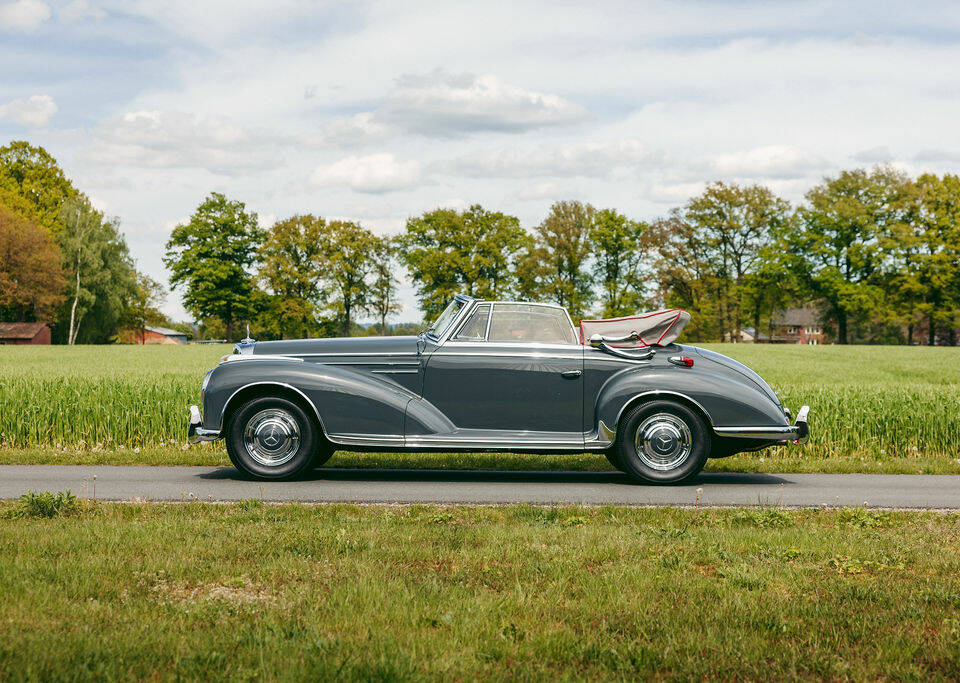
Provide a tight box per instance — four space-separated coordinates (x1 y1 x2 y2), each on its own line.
0 141 169 344
2 139 958 345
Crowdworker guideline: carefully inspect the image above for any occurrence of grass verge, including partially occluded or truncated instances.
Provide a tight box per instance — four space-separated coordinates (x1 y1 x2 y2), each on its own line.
1 501 959 679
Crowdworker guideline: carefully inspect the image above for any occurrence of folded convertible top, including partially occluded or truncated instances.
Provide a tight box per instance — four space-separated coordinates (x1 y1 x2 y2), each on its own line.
579 309 691 347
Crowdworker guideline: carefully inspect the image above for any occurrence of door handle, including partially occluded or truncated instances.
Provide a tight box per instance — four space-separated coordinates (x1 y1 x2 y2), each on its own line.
561 369 582 379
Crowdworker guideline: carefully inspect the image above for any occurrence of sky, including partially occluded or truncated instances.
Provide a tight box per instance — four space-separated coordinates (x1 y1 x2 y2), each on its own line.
2 0 959 322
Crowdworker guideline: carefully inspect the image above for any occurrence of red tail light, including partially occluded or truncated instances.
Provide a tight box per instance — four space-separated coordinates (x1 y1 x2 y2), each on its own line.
669 355 695 367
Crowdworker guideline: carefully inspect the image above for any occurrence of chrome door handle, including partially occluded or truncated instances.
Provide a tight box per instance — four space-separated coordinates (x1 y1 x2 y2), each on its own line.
561 370 582 379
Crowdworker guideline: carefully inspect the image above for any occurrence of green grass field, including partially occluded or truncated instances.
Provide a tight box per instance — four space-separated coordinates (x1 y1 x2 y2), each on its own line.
1 343 958 473
2 500 959 679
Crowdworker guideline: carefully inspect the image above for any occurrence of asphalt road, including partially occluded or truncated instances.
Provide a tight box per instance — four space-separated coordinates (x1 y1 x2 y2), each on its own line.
1 465 959 508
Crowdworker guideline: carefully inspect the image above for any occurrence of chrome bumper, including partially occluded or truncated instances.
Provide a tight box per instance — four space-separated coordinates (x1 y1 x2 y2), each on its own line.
713 405 810 444
188 405 221 444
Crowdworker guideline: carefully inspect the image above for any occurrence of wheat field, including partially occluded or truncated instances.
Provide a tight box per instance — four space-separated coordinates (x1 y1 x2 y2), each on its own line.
0 343 958 470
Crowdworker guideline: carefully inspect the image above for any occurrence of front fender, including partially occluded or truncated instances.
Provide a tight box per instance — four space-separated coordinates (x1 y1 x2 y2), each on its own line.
202 359 414 438
594 365 790 435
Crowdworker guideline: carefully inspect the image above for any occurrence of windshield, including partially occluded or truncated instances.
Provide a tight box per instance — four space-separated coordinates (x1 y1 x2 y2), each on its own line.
425 298 465 338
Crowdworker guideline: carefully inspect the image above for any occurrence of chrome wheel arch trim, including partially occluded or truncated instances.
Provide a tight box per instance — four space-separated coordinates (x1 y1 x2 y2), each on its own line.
219 381 328 436
613 390 716 431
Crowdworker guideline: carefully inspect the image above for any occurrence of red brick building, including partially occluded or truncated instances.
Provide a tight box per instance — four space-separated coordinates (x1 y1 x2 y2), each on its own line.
769 308 824 344
117 325 188 345
0 322 52 345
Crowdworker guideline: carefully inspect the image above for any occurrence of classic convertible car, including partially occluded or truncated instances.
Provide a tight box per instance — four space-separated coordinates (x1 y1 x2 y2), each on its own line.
189 295 809 483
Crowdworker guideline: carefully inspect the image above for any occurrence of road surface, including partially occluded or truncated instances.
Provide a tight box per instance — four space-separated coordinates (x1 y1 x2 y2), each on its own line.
1 465 959 508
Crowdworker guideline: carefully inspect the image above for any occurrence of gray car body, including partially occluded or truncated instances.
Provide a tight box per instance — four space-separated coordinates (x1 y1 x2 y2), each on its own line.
195 296 801 455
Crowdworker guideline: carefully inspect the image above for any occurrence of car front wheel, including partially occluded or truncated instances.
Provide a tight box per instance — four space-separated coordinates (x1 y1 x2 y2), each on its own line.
616 400 709 484
225 396 330 480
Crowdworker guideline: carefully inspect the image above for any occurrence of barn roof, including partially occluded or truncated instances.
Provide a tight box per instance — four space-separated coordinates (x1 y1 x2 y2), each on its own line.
145 325 187 337
0 322 49 339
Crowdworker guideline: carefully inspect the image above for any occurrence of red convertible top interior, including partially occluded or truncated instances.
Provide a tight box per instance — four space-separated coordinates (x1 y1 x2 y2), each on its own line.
579 309 691 347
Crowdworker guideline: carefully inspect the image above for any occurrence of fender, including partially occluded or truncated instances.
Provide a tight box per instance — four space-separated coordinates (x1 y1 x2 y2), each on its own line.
593 363 790 441
202 358 416 441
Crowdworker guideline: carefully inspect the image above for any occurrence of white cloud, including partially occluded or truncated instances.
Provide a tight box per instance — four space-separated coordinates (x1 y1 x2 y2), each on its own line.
0 0 49 30
319 112 391 148
59 0 105 22
310 153 422 193
0 94 56 126
445 139 655 178
375 69 591 137
703 145 824 180
84 110 279 174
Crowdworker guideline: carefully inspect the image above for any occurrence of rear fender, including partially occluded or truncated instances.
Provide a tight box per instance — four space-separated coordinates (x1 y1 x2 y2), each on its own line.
595 367 789 439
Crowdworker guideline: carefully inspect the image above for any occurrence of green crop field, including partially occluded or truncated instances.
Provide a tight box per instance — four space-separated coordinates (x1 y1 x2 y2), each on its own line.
1 501 959 679
0 343 958 473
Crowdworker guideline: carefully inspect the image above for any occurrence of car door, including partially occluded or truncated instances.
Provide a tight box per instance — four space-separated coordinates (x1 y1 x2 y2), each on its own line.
420 303 584 435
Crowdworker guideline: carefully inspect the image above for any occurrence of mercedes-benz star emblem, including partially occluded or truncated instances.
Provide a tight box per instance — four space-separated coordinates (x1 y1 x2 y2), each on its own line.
262 426 281 448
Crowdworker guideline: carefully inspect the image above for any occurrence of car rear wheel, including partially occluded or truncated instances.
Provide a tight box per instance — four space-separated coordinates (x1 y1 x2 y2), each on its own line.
616 400 709 484
225 396 331 480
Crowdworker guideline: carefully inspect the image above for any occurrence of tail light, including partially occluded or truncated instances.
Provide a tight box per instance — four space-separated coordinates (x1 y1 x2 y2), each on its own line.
668 355 694 367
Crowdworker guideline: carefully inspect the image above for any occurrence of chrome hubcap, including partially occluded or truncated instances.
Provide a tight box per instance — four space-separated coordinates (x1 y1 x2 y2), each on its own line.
242 408 300 467
635 413 692 471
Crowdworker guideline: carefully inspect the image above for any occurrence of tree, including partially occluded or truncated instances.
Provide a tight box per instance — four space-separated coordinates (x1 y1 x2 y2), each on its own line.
589 208 647 317
789 167 910 344
321 220 378 337
163 193 264 341
526 201 595 318
645 214 727 341
0 203 65 320
56 198 138 344
258 214 328 339
0 141 79 232
124 273 167 344
889 173 960 345
400 204 527 319
369 236 402 333
682 183 791 341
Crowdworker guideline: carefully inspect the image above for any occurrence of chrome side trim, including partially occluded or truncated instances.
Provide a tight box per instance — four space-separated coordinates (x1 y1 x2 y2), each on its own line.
713 426 800 440
218 381 327 434
371 369 419 374
221 354 304 363
329 433 405 447
314 360 419 366
432 351 584 360
294 352 419 358
403 435 586 449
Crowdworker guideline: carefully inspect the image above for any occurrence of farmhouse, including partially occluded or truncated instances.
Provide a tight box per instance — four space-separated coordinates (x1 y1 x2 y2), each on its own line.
0 322 51 345
118 325 188 345
769 307 824 344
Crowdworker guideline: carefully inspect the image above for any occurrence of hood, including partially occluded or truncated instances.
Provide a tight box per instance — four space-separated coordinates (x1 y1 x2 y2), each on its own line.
250 335 420 357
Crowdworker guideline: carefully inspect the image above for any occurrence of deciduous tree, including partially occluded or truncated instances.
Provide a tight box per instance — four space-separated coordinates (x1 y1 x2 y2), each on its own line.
589 208 647 317
0 203 65 320
526 201 595 319
258 214 328 339
369 236 402 334
400 205 526 319
163 193 264 341
321 220 377 337
789 167 909 344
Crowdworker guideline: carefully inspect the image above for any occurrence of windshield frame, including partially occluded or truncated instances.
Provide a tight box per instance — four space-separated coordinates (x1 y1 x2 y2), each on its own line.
424 296 471 341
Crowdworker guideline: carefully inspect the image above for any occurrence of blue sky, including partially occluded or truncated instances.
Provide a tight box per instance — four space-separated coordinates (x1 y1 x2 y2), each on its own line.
2 0 959 321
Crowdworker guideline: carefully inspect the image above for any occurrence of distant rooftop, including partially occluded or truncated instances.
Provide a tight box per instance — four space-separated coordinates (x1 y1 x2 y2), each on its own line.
771 308 820 327
0 322 49 339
